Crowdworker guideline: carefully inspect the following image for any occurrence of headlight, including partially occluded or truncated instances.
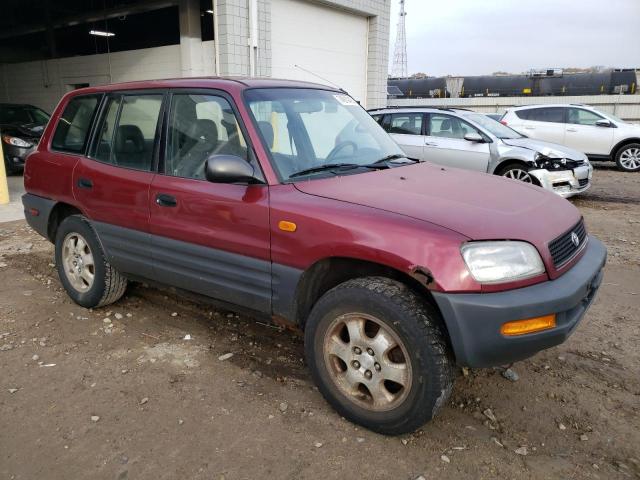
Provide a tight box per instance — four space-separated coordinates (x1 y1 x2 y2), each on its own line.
2 135 33 148
461 241 545 283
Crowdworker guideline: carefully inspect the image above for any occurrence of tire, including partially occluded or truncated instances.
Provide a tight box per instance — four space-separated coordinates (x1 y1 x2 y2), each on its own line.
498 162 535 184
54 215 127 308
614 143 640 172
304 277 454 435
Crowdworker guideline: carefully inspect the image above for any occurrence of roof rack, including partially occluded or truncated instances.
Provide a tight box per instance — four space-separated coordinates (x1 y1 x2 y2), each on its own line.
370 106 474 112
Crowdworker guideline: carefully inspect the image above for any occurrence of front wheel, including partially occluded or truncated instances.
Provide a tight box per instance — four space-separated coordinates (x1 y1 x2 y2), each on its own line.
304 277 454 435
500 163 535 183
55 215 128 308
615 143 640 172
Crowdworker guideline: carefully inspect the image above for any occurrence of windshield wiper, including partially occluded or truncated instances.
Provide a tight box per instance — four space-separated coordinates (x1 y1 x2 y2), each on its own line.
289 163 371 179
367 154 419 166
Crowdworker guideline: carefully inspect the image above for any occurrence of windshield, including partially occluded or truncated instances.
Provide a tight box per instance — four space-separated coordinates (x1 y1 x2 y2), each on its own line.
0 105 50 126
462 112 523 139
244 88 405 181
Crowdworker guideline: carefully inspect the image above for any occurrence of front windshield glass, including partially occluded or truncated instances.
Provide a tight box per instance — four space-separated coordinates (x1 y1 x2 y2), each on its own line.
244 88 405 181
463 112 523 139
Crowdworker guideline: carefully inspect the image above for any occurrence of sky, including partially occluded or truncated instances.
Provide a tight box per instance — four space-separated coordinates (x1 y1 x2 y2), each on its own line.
389 0 640 77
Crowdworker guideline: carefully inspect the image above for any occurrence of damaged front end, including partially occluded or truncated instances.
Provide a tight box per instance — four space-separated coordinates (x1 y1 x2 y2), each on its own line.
529 155 593 198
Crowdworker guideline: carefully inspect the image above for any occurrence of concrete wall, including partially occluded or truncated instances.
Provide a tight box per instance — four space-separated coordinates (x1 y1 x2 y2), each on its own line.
388 94 640 124
0 42 216 113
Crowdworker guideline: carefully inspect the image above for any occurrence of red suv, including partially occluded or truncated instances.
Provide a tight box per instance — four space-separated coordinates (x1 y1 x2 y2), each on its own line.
22 78 606 435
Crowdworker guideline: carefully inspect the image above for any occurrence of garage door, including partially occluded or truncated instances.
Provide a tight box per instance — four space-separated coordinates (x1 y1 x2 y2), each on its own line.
270 0 368 105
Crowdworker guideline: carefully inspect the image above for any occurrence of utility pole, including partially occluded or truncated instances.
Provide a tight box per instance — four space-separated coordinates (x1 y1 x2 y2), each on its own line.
391 0 408 78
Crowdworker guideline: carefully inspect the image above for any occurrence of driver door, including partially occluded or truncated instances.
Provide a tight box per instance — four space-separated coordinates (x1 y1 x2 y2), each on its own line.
148 90 272 312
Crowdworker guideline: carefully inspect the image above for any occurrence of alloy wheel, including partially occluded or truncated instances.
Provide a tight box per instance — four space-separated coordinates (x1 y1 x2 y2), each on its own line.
61 232 95 292
323 313 412 412
503 168 533 183
619 147 640 170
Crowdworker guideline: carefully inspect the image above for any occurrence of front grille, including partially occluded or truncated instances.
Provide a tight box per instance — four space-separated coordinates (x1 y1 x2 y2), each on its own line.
549 219 587 268
578 178 589 187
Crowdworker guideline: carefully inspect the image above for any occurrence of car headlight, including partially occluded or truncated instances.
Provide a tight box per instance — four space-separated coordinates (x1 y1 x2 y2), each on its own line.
2 135 33 148
461 241 545 283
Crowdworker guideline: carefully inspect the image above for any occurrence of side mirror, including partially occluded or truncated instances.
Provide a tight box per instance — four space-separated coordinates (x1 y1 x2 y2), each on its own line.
205 154 258 184
464 132 484 143
595 119 613 128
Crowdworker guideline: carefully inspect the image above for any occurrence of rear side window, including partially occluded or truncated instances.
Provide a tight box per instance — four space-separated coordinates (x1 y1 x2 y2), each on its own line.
51 95 101 153
389 113 423 135
517 107 565 123
91 94 163 171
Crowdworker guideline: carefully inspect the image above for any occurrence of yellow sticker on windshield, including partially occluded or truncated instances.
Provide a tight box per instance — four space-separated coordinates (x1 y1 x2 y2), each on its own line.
333 94 358 106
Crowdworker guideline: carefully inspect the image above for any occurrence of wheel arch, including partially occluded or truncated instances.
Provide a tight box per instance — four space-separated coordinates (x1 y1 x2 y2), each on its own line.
610 137 640 159
288 256 439 331
47 202 85 242
493 158 532 175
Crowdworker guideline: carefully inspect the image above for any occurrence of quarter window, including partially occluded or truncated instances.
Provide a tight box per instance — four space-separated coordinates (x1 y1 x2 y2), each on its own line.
428 114 480 139
388 113 423 135
567 108 604 126
165 93 249 180
91 94 163 171
52 95 101 153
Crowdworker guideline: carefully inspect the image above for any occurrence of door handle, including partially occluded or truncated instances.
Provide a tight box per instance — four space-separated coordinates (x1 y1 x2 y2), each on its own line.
77 178 93 189
523 126 535 130
156 193 178 207
567 128 578 132
425 142 438 146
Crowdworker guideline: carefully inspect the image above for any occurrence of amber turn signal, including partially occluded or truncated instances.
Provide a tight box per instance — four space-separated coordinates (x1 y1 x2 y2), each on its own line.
278 220 297 232
500 314 556 336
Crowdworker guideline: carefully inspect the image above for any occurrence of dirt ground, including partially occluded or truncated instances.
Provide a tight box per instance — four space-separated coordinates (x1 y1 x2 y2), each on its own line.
1 165 639 480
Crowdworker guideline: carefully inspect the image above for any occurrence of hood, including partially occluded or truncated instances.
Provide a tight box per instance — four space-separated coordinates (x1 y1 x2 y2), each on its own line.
0 121 45 139
294 163 581 249
502 137 586 160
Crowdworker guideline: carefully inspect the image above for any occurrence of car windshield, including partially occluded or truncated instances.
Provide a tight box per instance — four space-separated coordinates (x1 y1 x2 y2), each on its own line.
463 112 523 139
244 88 406 181
0 105 50 126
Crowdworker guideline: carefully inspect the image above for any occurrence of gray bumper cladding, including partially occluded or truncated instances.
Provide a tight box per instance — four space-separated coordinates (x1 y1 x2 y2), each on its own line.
22 193 56 239
432 237 607 368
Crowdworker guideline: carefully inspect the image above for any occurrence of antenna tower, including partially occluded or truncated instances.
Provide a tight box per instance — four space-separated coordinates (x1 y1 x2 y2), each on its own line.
391 0 408 78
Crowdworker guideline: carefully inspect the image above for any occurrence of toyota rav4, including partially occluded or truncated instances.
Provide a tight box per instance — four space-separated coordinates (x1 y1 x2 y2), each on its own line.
22 78 606 435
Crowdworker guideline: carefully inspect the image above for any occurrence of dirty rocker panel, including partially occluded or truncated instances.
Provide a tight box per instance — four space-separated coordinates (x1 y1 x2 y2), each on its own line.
92 222 298 316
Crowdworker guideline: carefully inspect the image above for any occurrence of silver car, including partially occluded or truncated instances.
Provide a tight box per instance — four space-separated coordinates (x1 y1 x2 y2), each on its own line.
368 107 593 198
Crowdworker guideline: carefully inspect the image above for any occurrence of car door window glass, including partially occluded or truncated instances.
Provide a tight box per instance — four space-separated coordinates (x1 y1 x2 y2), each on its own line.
429 114 479 140
525 107 565 123
567 108 604 126
51 95 101 153
389 113 422 135
166 94 249 180
91 94 162 171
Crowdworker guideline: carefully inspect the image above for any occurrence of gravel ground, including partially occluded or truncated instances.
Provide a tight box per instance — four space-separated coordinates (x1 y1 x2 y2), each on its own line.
1 166 639 480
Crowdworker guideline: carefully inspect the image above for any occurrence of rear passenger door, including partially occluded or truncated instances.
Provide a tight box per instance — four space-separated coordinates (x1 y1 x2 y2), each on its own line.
515 107 566 144
383 112 426 159
74 91 165 278
423 113 490 172
148 90 272 313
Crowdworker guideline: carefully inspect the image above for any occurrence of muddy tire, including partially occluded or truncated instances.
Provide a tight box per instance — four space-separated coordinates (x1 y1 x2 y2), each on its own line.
304 277 454 435
615 143 640 172
54 215 127 308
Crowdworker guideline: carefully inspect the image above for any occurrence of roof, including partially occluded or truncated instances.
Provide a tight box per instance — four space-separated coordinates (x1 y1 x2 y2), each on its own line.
67 76 341 96
508 103 592 110
368 106 472 114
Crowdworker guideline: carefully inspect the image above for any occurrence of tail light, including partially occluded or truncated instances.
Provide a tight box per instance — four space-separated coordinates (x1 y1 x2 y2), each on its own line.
500 120 508 126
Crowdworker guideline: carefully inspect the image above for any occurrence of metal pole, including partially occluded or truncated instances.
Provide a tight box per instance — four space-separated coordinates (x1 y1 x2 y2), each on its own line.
0 141 9 205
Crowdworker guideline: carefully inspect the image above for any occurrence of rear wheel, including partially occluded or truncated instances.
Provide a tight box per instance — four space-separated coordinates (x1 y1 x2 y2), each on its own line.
55 215 127 308
615 143 640 172
304 277 454 435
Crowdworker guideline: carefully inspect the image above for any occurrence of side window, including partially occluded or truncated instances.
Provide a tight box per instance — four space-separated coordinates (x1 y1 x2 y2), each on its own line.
428 114 479 140
51 95 101 153
525 107 565 123
567 108 604 126
166 93 249 180
515 110 531 120
389 113 423 135
92 94 162 170
370 114 383 124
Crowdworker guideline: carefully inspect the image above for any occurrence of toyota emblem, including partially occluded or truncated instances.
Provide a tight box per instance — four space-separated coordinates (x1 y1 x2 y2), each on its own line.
571 232 580 247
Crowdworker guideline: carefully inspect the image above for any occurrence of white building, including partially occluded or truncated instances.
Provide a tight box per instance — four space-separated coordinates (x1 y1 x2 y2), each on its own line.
0 0 391 112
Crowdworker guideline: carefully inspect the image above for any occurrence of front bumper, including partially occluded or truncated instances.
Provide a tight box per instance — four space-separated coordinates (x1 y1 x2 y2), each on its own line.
432 236 607 368
529 164 593 198
2 142 35 170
